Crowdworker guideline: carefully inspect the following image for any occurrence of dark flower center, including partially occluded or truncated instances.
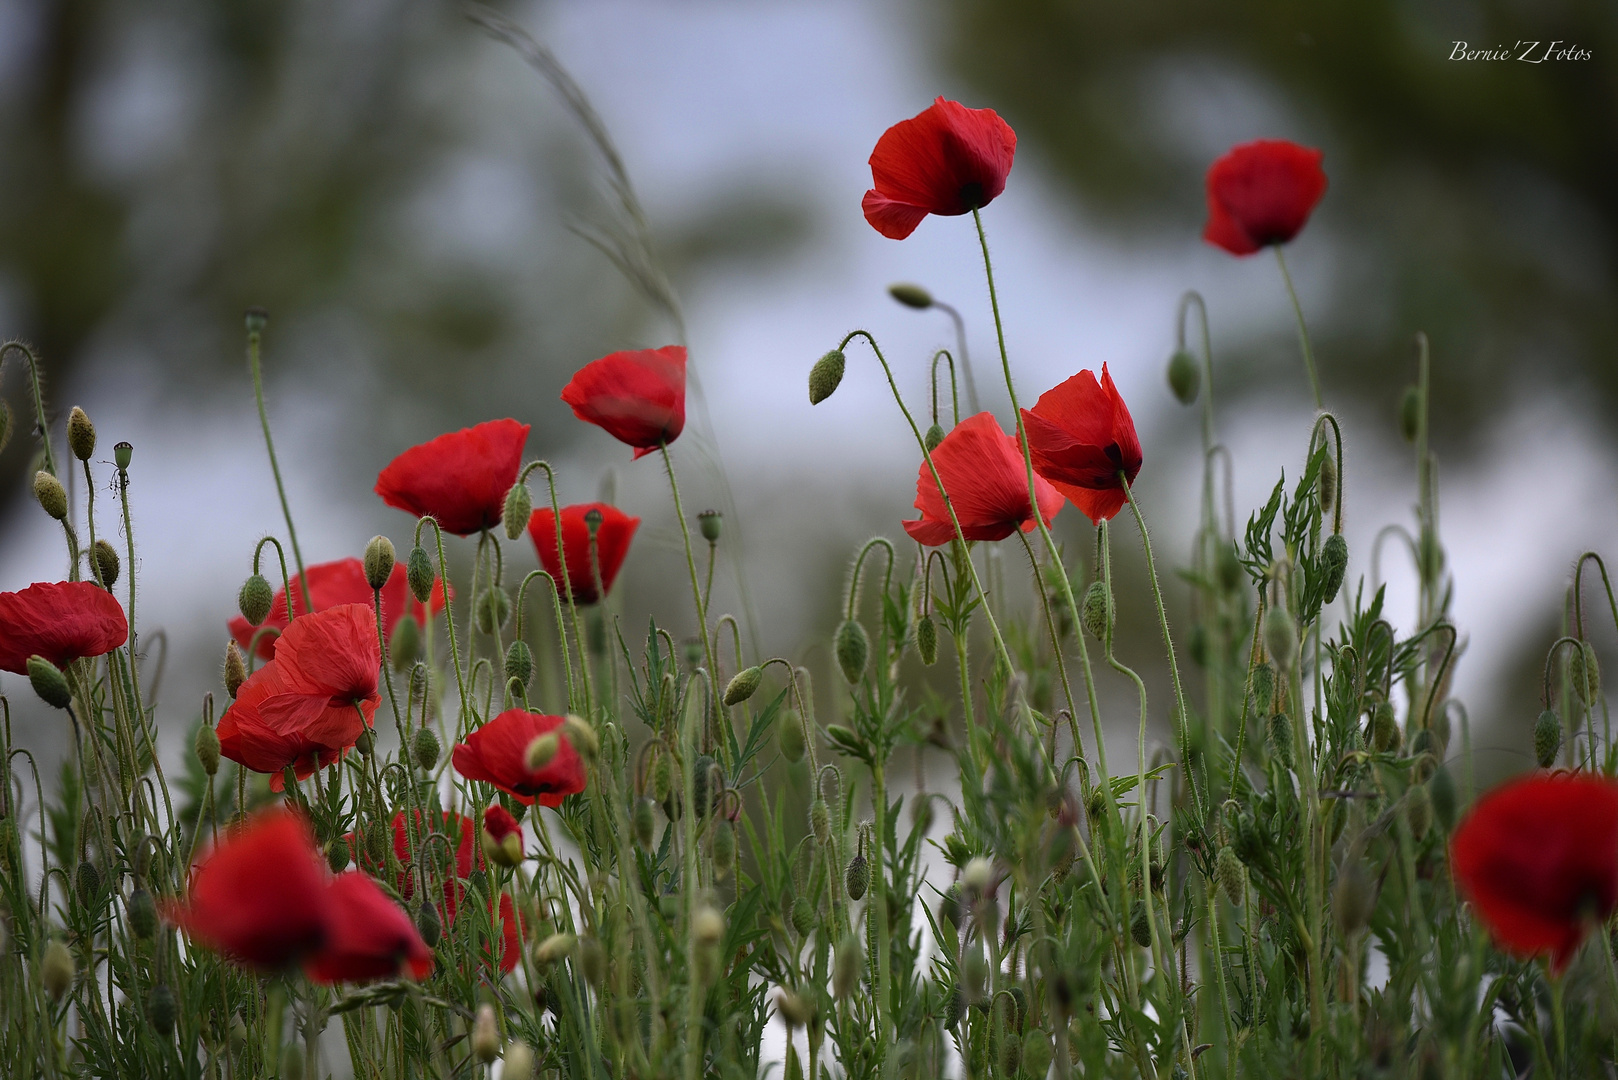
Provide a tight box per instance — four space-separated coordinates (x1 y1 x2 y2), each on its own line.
958 181 985 209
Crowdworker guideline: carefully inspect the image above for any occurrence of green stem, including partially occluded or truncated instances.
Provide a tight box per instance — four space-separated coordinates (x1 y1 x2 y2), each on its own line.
659 444 723 760
246 317 312 614
1 340 58 476
1273 247 1322 410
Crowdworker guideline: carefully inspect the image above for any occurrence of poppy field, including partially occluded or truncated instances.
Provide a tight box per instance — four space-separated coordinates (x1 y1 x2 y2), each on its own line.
3 72 1618 1080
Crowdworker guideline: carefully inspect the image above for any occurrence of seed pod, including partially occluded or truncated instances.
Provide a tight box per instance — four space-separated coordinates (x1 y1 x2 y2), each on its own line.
41 941 74 999
502 1042 535 1080
1429 765 1458 834
1405 784 1433 841
833 935 863 997
1333 859 1376 935
1371 701 1400 752
412 726 441 771
1319 452 1338 514
114 440 133 470
712 819 736 877
1215 845 1245 906
503 482 532 541
75 862 100 904
91 539 120 588
633 797 656 849
28 656 72 709
472 1004 500 1064
578 936 606 987
1080 581 1113 642
326 842 350 874
1217 544 1245 593
698 509 723 543
503 640 533 689
148 984 176 1038
836 620 869 683
127 888 157 938
724 666 764 706
406 546 434 603
33 471 67 521
223 641 247 699
1268 711 1295 769
1571 642 1601 707
1250 663 1276 714
1320 533 1348 604
195 721 221 776
916 613 938 665
1534 709 1562 768
810 798 831 845
363 535 395 590
923 423 946 451
790 897 814 937
845 853 870 902
475 587 510 635
1399 385 1422 442
1166 349 1199 404
1130 900 1152 948
238 574 273 627
1263 606 1297 671
809 349 847 404
416 902 441 948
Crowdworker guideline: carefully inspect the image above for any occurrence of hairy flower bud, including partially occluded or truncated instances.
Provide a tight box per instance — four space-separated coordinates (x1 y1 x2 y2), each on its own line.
693 905 725 946
354 728 375 757
923 423 946 452
475 587 510 635
790 896 814 937
1534 709 1562 768
404 546 434 603
1371 701 1400 752
503 640 533 690
833 935 863 998
33 471 67 521
1250 663 1276 714
1166 350 1199 405
776 989 814 1028
1320 533 1348 604
1217 544 1244 593
412 726 441 772
363 535 395 590
1319 454 1338 515
577 936 606 987
1405 783 1433 841
127 888 157 939
28 656 72 709
1571 642 1601 708
888 282 934 309
835 619 869 684
563 714 600 760
1333 859 1376 936
415 901 441 948
1268 711 1295 769
195 720 221 776
75 861 100 904
712 818 736 877
472 1004 500 1064
525 733 560 771
809 350 846 405
326 841 350 874
91 539 120 588
1264 606 1297 671
1429 765 1458 833
724 666 763 706
389 614 420 671
1080 581 1113 642
633 797 656 850
238 574 273 627
777 711 806 764
1399 385 1422 443
502 1042 535 1080
223 640 247 699
67 407 96 461
148 983 176 1038
845 853 870 901
916 613 938 665
1129 900 1152 948
41 940 74 1000
534 932 577 966
809 798 831 845
503 482 532 541
698 509 722 543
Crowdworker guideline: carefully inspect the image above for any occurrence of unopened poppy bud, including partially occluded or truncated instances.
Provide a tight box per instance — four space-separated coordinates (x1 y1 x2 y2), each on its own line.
1371 701 1399 752
833 935 863 997
28 656 72 709
362 824 387 868
33 471 67 521
888 282 934 309
962 856 994 896
148 983 176 1038
326 842 349 873
1429 765 1458 833
923 423 946 451
809 798 831 845
1188 623 1209 667
845 852 869 901
563 714 599 759
1333 859 1376 935
525 733 559 770
723 666 763 707
239 574 273 626
127 888 157 938
1215 845 1245 905
651 752 675 803
195 720 221 776
692 905 725 946
75 861 100 903
358 535 394 590
1243 665 1273 716
244 306 269 335
482 806 525 868
790 896 814 936
809 349 846 405
476 587 510 635
916 613 938 665
777 710 806 763
712 818 736 877
67 407 96 462
1405 783 1433 841
1217 544 1244 592
777 989 814 1028
1399 385 1422 442
1080 581 1113 642
1320 533 1348 604
354 728 375 757
1534 709 1562 768
1129 899 1152 948
1571 642 1601 707
113 440 133 471
1263 606 1297 670
698 509 722 543
1268 711 1295 769
500 481 532 541
390 614 420 670
1166 350 1199 404
403 547 433 604
41 940 74 999
223 641 247 699
534 931 576 966
502 1042 535 1080
1319 454 1338 515
1022 1033 1053 1080
836 619 869 683
472 1004 500 1064
633 797 656 849
415 901 441 948
412 726 441 771
498 641 532 691
90 539 119 588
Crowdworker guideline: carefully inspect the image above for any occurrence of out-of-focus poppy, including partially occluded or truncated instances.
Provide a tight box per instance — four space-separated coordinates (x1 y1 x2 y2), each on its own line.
305 871 433 984
1202 140 1327 256
381 810 521 974
560 347 686 458
0 581 128 675
452 709 587 808
862 97 1016 240
1021 364 1143 524
228 557 448 660
902 412 1062 546
375 419 529 535
525 502 640 605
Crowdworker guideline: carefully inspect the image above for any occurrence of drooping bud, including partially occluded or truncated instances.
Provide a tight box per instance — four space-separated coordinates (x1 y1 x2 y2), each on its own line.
404 546 434 603
1333 859 1376 936
698 509 723 543
1166 350 1199 405
502 482 532 541
33 471 67 521
127 888 157 939
390 615 420 671
195 720 221 776
1319 454 1338 515
326 842 349 874
91 539 120 588
809 798 831 845
1429 766 1458 833
1405 783 1433 841
1129 900 1152 948
809 350 846 405
923 423 946 452
790 896 814 937
1571 642 1601 708
525 733 560 771
41 940 74 999
354 728 375 757
724 666 763 706
888 283 934 309
777 711 806 764
563 714 600 759
633 797 656 849
1320 533 1348 604
475 587 510 635
67 407 96 461
1399 386 1422 442
776 989 814 1028
651 752 675 803
501 640 533 690
148 983 176 1038
835 619 868 683
471 1004 500 1064
1268 711 1295 769
1217 544 1245 592
75 861 100 904
916 613 938 665
1534 709 1562 768
114 440 133 471
1022 1032 1054 1080
415 902 441 948
1263 606 1297 671
28 656 72 709
845 853 870 901
1249 663 1276 714
238 574 273 627
1080 581 1113 642
224 641 247 699
712 818 736 877
412 727 441 772
833 935 863 998
1371 701 1400 752
533 932 577 966
502 1042 535 1080
578 936 606 987
363 536 395 590
1215 845 1245 905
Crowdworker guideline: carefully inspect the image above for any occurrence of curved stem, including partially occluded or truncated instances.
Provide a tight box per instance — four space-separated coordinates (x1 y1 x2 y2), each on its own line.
245 317 312 612
1273 247 1322 410
659 445 723 761
1017 530 1081 759
932 302 980 414
0 340 57 476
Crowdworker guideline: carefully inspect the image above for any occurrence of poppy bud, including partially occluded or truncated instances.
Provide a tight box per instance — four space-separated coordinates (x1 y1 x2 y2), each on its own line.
0 401 10 454
809 350 846 405
502 1042 535 1080
1571 642 1601 708
1268 711 1295 769
724 666 763 706
41 940 74 1000
777 710 806 764
1217 544 1244 593
835 619 869 683
1319 454 1338 515
114 441 133 471
405 546 434 603
127 888 157 939
693 905 725 946
75 861 100 904
1166 350 1199 405
633 797 656 849
833 935 863 998
810 798 831 845
1080 581 1113 642
1371 701 1399 752
413 726 441 771
1320 533 1348 604
91 539 120 588
482 810 524 868
525 733 559 771
888 283 934 309
502 482 532 541
698 509 722 543
1216 845 1245 905
244 306 269 335
472 1004 500 1064
1429 765 1458 833
1022 1032 1053 1080
708 816 736 876
776 989 815 1028
923 423 946 451
381 615 416 671
1534 709 1562 768
845 853 869 901
67 407 96 462
357 535 394 591
28 656 72 709
563 714 600 759
1263 606 1297 671
326 842 349 873
962 856 994 897
1188 624 1209 667
940 884 963 931
148 983 176 1038
534 931 576 966
222 640 247 699
238 574 273 627
497 641 532 691
1405 784 1433 841
944 986 965 1028
1333 859 1376 935
195 720 221 776
916 613 938 666
33 470 67 521
415 901 441 948
354 728 375 757
910 794 935 834
790 896 814 937
651 751 675 804
476 587 510 635
1399 385 1422 442
1129 899 1152 948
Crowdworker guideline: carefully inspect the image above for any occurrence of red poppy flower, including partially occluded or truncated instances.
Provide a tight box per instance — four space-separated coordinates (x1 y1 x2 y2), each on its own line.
1452 772 1618 973
166 808 330 970
561 347 686 458
902 412 1063 547
1202 140 1327 256
452 709 587 808
375 419 529 536
217 604 381 790
862 97 1017 240
228 557 449 660
381 810 521 974
1021 364 1143 524
306 871 433 984
526 503 640 605
0 581 128 675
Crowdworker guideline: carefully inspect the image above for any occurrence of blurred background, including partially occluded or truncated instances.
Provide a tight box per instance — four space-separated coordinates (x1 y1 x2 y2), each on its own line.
0 0 1614 783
